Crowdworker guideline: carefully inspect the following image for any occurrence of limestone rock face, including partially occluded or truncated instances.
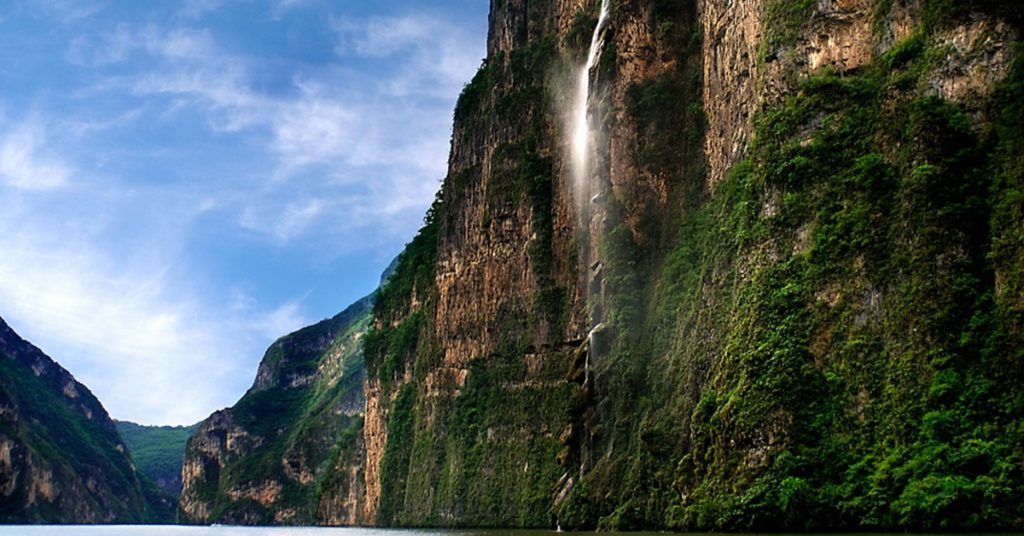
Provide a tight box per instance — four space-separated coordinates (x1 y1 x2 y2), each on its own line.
177 0 1022 529
806 0 876 72
928 16 1017 104
701 0 764 188
360 0 1023 531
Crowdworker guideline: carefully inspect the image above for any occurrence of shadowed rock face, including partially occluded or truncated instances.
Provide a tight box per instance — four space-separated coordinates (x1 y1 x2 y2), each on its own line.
0 316 172 524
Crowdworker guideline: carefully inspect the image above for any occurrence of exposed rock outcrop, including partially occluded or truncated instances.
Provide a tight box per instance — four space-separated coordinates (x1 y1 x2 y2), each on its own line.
0 316 172 523
178 294 373 525
361 0 1024 531
177 0 1023 530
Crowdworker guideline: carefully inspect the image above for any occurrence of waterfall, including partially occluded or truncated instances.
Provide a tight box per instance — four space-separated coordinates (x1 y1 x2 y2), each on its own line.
557 2 613 501
569 0 612 387
570 0 611 194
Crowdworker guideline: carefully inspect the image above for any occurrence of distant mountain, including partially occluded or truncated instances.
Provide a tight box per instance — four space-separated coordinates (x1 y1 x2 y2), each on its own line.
115 420 199 497
0 316 174 523
179 293 373 525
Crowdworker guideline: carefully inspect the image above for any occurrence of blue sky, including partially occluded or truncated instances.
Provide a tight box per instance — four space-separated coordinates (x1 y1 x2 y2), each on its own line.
0 0 488 425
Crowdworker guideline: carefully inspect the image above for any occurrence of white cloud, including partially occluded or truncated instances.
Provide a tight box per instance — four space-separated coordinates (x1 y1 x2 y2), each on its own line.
64 107 147 136
144 26 218 62
0 119 73 191
110 17 479 175
24 0 104 24
66 24 134 66
68 24 226 73
0 1 488 427
0 206 310 424
272 92 356 171
240 198 328 243
348 16 435 57
275 0 310 12
88 18 474 247
337 14 485 99
255 300 308 340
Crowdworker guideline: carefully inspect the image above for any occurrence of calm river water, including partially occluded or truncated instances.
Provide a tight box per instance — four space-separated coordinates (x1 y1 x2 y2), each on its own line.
0 528 664 536
1 530 1018 536
0 529 668 536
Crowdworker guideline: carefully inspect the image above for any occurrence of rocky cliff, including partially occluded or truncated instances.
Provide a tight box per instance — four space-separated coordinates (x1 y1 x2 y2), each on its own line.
176 0 1023 529
0 316 173 523
178 294 373 525
361 0 1024 530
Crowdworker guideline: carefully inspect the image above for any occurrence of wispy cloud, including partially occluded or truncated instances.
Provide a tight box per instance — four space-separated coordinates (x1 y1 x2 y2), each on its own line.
240 197 328 243
337 14 485 98
0 1 487 424
179 0 230 19
90 18 477 246
254 299 308 340
22 0 104 24
0 118 73 191
0 206 310 424
271 88 356 171
346 16 436 57
274 0 312 14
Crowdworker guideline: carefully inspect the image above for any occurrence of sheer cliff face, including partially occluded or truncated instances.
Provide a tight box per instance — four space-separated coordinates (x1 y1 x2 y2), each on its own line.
0 317 169 523
361 0 703 522
365 0 1022 530
179 296 372 526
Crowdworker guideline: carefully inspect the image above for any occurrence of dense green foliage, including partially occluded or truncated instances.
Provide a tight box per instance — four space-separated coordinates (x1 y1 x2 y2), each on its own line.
557 20 1024 531
0 321 173 523
181 295 373 525
115 421 197 497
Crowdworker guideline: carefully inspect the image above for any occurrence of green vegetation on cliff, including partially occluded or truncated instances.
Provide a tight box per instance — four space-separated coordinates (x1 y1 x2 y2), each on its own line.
0 317 174 524
179 295 373 525
115 420 198 497
365 24 580 526
368 0 1023 531
559 10 1024 531
179 0 1022 531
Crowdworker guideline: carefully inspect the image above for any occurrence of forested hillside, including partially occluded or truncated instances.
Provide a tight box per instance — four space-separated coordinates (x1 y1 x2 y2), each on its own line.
0 317 173 523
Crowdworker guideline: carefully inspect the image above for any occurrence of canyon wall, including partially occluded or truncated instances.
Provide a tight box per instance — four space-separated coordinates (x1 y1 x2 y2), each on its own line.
362 0 1024 530
178 0 1023 529
179 295 372 525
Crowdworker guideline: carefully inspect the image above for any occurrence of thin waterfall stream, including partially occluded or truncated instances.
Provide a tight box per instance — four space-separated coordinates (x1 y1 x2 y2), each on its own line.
570 0 612 387
571 0 611 193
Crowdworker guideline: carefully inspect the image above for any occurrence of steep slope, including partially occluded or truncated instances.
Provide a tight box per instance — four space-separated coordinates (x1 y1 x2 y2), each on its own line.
179 293 373 525
0 316 173 523
115 421 198 497
363 0 1024 531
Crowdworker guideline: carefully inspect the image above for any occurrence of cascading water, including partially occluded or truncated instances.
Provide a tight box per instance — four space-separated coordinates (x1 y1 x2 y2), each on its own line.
553 2 613 501
571 0 612 195
569 0 612 386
